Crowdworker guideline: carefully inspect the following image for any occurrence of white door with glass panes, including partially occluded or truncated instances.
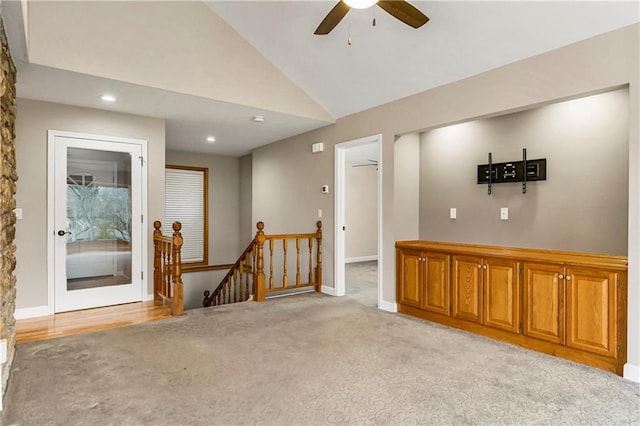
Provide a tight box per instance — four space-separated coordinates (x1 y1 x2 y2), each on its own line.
49 131 146 313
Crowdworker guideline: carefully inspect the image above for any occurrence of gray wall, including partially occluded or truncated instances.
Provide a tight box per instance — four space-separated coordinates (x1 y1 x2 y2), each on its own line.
239 154 253 243
250 24 640 375
394 133 420 241
14 99 166 309
165 150 241 264
345 161 377 259
419 89 629 255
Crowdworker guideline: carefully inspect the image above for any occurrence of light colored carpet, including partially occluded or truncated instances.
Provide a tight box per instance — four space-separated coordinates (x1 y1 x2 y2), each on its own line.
345 260 378 307
3 293 639 425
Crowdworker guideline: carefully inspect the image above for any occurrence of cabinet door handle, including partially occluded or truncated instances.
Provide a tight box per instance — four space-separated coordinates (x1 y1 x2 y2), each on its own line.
558 274 564 279
482 265 487 270
477 264 482 269
566 275 572 281
422 258 426 262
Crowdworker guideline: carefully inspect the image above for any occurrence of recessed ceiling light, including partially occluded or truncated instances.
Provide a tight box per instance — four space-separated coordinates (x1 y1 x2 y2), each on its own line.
253 115 265 123
99 94 116 102
206 136 216 143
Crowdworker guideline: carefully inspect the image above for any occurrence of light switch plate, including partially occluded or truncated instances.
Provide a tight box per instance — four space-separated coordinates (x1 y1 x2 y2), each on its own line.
500 207 509 220
449 208 457 219
14 208 22 220
318 209 322 218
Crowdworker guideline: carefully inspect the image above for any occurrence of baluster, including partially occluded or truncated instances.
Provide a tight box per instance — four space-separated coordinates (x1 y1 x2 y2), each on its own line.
171 222 184 316
233 268 239 303
296 238 301 285
315 221 323 293
308 237 313 284
239 258 244 301
269 239 274 290
226 280 231 304
245 254 251 300
153 221 162 300
254 221 266 302
164 243 170 298
283 239 288 288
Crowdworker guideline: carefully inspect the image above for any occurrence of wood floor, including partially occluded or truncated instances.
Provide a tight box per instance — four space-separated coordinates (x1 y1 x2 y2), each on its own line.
15 300 173 344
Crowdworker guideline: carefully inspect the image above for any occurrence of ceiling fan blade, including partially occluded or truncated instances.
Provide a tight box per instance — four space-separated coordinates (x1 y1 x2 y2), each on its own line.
377 0 429 29
314 1 351 35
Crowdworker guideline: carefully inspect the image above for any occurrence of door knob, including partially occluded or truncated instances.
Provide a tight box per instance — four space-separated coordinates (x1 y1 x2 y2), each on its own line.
57 230 72 236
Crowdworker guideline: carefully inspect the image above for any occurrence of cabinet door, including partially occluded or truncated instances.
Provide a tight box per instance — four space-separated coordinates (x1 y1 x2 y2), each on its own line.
452 255 483 323
483 258 519 333
566 267 617 357
397 249 423 308
423 253 450 316
523 263 564 344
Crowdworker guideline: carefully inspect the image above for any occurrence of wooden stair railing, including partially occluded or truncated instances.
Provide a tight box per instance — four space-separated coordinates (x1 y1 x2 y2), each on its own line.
202 236 256 307
203 221 322 307
153 221 184 316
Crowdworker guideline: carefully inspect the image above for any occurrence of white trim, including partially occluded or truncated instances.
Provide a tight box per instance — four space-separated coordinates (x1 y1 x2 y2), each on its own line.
623 363 640 383
47 130 149 313
14 305 52 320
378 300 397 313
142 292 155 302
334 135 383 305
345 255 378 264
321 285 337 296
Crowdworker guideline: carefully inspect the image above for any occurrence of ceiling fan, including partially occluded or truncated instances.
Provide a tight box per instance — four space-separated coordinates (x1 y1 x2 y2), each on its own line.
314 0 429 35
352 159 379 170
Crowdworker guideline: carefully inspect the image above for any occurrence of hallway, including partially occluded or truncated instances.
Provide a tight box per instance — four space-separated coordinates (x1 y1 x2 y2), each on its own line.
345 260 377 307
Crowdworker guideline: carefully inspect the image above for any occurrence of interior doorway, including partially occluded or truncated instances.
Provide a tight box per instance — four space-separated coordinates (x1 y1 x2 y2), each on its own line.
335 135 382 308
48 130 148 313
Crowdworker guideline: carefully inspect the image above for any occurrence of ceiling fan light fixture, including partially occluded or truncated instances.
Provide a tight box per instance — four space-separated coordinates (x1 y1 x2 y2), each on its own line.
343 0 378 9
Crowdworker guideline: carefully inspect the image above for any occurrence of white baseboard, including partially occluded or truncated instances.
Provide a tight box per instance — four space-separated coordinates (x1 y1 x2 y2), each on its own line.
378 300 397 313
14 305 52 320
143 293 155 302
321 285 337 296
345 255 378 264
623 363 640 383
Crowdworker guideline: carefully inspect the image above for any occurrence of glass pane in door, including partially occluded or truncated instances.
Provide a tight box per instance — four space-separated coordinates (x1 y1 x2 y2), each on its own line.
65 148 132 291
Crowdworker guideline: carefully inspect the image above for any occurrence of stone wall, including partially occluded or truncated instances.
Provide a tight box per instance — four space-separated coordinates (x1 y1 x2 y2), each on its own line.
0 16 17 394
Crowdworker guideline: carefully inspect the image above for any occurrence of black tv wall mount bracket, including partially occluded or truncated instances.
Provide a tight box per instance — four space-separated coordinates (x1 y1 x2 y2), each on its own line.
477 148 547 195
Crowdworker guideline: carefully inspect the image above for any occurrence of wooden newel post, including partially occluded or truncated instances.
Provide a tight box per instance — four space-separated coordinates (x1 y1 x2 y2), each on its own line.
254 221 266 302
315 220 322 293
153 221 162 301
171 221 184 316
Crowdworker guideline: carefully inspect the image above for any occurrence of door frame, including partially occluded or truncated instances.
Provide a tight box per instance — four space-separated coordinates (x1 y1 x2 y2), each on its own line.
47 130 149 314
334 134 382 307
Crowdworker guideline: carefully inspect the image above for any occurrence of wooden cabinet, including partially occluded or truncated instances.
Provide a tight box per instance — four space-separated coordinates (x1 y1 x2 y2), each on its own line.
566 267 618 357
452 256 519 332
397 248 422 308
523 263 564 344
397 248 450 315
452 256 483 323
524 263 619 357
483 258 519 333
396 240 627 375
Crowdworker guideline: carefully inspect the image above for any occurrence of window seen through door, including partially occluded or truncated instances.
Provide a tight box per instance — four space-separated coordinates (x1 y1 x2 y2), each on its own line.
164 165 208 266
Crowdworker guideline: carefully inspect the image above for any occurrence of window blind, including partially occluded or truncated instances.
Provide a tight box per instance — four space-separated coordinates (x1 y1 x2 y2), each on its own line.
164 168 205 263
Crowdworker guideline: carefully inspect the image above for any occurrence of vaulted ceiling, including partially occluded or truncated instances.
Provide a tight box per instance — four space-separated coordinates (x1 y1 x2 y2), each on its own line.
3 1 639 156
